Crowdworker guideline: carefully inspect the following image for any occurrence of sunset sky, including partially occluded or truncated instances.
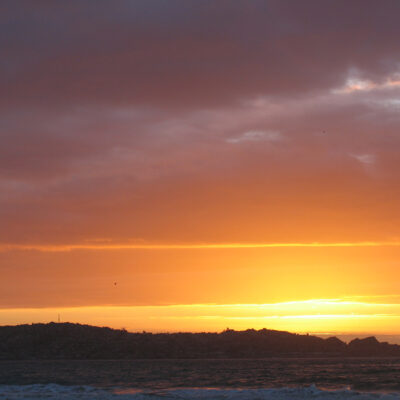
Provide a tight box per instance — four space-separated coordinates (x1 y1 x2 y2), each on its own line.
2 1 400 336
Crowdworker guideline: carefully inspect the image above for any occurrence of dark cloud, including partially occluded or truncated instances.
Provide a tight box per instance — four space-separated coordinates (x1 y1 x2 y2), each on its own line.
2 1 400 247
2 0 400 110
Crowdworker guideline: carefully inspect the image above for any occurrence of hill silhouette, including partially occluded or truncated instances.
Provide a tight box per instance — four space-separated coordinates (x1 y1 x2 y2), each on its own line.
1 323 399 359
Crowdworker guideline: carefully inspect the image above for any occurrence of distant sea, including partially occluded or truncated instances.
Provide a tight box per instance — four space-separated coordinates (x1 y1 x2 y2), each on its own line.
2 358 400 399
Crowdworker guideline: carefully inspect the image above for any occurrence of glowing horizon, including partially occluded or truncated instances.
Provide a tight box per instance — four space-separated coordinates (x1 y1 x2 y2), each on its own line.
4 298 400 337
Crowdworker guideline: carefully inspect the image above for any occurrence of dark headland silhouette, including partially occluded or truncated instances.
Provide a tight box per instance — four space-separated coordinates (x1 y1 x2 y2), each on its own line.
1 323 399 359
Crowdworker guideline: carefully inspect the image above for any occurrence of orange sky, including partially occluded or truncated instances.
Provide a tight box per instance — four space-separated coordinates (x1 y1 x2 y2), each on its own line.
2 244 400 335
2 1 400 335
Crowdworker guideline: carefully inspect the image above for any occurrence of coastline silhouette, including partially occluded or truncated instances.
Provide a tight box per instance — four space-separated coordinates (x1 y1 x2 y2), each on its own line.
1 323 399 360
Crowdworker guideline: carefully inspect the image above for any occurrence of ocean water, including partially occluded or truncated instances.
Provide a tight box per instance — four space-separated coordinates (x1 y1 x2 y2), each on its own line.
1 358 400 399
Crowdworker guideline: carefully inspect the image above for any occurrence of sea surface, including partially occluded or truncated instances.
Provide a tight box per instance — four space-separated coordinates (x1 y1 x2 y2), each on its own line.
1 358 400 399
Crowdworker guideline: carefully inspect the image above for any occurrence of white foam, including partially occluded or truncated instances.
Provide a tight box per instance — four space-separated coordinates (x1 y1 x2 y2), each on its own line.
1 385 400 400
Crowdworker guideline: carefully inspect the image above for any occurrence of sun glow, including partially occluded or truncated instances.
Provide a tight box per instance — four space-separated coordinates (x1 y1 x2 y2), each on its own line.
3 243 400 335
2 298 400 335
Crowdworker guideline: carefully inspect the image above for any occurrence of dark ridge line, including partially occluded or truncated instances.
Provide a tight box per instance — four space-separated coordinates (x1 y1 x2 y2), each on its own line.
1 322 399 360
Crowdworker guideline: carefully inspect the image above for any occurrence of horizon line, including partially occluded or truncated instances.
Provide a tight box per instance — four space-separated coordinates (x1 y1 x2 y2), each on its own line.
1 320 399 340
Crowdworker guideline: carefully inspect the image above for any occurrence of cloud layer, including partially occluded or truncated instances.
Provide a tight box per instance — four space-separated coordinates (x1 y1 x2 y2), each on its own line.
2 2 400 310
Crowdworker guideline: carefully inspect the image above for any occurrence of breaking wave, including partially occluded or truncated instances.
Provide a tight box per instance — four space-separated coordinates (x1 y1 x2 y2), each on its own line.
2 385 400 400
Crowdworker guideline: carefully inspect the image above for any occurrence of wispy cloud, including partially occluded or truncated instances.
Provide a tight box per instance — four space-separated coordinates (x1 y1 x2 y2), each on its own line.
226 130 282 144
2 241 400 253
334 75 400 94
350 153 376 165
